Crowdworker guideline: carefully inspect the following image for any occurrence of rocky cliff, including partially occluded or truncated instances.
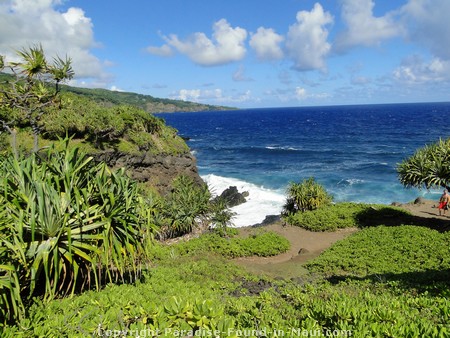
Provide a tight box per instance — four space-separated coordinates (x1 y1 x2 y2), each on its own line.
94 151 204 194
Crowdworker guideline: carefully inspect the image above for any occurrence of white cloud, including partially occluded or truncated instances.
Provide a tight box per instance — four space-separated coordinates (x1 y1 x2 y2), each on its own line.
0 0 109 85
162 19 247 66
249 27 284 61
110 85 124 92
285 3 333 71
171 88 255 104
146 44 173 57
335 0 402 51
401 0 450 60
295 87 307 100
176 89 202 102
393 55 450 84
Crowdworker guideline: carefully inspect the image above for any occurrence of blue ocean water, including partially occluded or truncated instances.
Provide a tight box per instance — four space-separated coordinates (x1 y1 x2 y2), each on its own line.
157 102 450 226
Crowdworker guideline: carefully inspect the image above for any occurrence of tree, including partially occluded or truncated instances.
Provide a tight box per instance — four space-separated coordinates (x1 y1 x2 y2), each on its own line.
397 138 450 191
0 44 74 155
283 177 333 214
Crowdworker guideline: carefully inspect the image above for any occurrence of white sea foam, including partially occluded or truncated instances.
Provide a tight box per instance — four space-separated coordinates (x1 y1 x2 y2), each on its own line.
202 174 285 227
265 146 301 151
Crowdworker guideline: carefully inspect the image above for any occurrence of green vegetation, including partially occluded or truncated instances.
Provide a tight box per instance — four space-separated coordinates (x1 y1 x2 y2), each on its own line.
398 137 450 190
171 230 290 258
0 140 155 321
283 202 412 231
283 177 333 215
62 85 234 113
1 47 449 337
307 225 450 279
0 47 190 157
41 93 189 155
2 222 449 337
0 45 73 155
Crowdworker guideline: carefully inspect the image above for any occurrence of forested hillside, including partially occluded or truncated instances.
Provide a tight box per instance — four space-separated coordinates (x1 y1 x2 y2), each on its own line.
63 86 233 113
0 72 233 113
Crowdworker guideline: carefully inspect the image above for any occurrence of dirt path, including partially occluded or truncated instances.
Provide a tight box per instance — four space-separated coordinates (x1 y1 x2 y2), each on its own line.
234 223 358 278
233 199 448 278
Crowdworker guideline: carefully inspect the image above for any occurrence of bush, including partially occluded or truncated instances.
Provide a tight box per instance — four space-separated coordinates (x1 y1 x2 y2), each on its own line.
283 177 332 215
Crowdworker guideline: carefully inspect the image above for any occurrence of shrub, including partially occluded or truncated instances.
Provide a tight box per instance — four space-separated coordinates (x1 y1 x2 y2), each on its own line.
283 177 333 215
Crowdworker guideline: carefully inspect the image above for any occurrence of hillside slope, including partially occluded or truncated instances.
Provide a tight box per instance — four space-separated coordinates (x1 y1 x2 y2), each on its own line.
0 86 204 193
62 85 234 113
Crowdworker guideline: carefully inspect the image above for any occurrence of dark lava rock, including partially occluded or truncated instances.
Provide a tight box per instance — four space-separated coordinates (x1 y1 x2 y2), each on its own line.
216 186 248 207
414 197 426 204
251 215 281 227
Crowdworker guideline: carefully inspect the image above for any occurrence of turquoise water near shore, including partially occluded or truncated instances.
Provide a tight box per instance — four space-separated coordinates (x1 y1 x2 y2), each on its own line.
158 102 450 226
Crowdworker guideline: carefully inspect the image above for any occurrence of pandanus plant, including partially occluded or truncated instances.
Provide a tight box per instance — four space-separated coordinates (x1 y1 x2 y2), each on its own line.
397 138 450 191
0 138 154 322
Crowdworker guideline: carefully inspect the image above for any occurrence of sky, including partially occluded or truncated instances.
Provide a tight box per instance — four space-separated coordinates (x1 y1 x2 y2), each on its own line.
0 0 449 108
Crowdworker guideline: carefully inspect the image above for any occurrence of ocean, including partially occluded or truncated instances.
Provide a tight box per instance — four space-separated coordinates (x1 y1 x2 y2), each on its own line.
157 102 450 227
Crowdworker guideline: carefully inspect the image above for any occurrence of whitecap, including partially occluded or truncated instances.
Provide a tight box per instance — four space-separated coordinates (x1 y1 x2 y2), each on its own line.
337 178 365 186
202 174 285 227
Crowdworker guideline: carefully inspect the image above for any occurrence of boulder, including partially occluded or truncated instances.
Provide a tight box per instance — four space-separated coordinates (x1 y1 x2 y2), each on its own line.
216 186 248 207
414 197 426 204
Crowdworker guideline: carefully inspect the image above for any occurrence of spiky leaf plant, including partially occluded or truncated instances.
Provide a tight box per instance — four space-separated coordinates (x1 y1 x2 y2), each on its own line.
0 138 154 322
283 177 333 214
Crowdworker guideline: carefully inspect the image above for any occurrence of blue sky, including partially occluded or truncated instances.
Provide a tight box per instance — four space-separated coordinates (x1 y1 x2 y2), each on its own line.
1 0 449 108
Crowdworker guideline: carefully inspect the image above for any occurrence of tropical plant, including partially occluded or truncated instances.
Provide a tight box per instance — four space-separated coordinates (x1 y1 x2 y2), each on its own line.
397 138 450 190
0 44 74 154
208 197 236 237
0 139 154 322
283 177 333 214
160 175 211 239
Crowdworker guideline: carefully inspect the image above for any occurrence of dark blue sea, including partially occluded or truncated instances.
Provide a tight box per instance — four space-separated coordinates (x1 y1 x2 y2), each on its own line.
157 102 450 226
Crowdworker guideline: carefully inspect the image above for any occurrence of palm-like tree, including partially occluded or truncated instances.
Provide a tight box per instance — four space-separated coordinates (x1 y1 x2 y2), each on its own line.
397 138 450 190
11 45 47 79
49 55 74 92
0 44 74 154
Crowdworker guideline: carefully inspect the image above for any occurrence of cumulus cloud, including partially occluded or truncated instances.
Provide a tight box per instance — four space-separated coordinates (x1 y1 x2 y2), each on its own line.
335 0 403 51
161 19 247 66
285 3 333 71
401 0 450 60
393 55 450 84
0 0 110 85
249 27 284 61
